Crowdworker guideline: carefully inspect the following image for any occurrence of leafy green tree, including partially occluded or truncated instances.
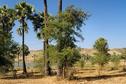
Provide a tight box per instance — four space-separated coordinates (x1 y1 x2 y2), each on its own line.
41 5 88 77
48 46 81 78
0 41 19 73
15 2 34 74
52 6 88 77
30 3 88 77
0 5 16 73
45 3 85 77
0 5 15 51
92 37 110 76
93 37 109 55
0 5 15 33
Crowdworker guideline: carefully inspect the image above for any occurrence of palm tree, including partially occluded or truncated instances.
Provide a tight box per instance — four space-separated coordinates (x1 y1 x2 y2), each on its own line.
29 0 51 75
15 2 34 74
58 0 62 16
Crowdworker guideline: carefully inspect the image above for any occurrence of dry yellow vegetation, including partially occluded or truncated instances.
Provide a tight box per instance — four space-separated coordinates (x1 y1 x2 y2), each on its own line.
1 69 126 84
0 77 126 84
1 48 125 84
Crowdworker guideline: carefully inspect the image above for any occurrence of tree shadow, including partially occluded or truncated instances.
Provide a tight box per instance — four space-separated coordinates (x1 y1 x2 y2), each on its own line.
74 72 126 81
1 72 44 79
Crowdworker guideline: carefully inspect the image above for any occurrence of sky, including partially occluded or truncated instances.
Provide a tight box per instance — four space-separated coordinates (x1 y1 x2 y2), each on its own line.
0 0 126 50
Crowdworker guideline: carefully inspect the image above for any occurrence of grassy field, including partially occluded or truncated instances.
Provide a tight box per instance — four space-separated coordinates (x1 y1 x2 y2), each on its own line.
0 48 126 84
1 69 126 84
1 76 126 84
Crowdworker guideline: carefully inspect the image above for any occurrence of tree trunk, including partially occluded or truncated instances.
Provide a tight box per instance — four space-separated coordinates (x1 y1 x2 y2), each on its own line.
18 54 19 67
123 60 126 71
43 0 51 76
57 0 63 77
22 18 27 74
98 65 102 77
57 62 63 77
58 0 62 16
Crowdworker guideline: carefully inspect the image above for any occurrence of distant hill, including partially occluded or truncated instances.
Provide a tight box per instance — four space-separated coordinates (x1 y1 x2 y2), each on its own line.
80 48 123 55
29 48 123 57
15 48 123 63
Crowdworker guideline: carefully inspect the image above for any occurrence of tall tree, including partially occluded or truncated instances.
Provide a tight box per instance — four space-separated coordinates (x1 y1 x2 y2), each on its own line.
0 5 15 49
15 2 34 74
57 0 63 77
49 6 88 77
43 0 51 76
29 0 51 75
58 0 62 16
0 5 17 73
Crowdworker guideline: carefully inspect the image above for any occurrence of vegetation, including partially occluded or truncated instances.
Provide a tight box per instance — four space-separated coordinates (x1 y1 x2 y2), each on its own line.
79 54 89 69
48 5 88 78
15 2 34 74
110 53 121 70
0 5 17 73
0 1 126 84
91 38 110 76
120 48 126 71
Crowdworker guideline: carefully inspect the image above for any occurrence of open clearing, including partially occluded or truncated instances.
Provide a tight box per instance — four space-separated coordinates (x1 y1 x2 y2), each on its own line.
1 69 126 84
1 75 126 84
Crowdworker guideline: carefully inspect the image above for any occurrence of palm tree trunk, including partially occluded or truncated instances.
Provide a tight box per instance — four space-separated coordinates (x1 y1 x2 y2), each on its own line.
57 0 63 77
18 54 19 67
58 0 62 16
22 18 27 74
43 0 51 76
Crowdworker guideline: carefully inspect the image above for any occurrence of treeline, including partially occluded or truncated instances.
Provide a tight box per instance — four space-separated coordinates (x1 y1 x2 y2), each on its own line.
0 0 88 78
0 0 126 80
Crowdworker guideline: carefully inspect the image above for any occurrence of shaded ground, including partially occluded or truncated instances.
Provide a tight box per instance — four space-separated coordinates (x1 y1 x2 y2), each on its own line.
1 69 126 84
1 76 126 84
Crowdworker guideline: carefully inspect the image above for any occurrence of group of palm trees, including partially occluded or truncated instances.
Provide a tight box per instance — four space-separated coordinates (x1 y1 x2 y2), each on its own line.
16 0 63 76
0 0 53 75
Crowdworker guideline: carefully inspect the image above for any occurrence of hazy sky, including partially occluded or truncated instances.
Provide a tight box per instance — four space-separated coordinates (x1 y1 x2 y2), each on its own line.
0 0 126 50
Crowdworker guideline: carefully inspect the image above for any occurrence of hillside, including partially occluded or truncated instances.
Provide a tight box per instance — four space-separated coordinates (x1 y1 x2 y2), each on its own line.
28 48 123 57
80 48 122 55
15 48 123 66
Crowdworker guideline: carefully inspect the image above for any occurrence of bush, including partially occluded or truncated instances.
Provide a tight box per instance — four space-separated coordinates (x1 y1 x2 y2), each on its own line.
110 54 121 70
34 57 44 74
90 53 110 76
79 54 89 69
